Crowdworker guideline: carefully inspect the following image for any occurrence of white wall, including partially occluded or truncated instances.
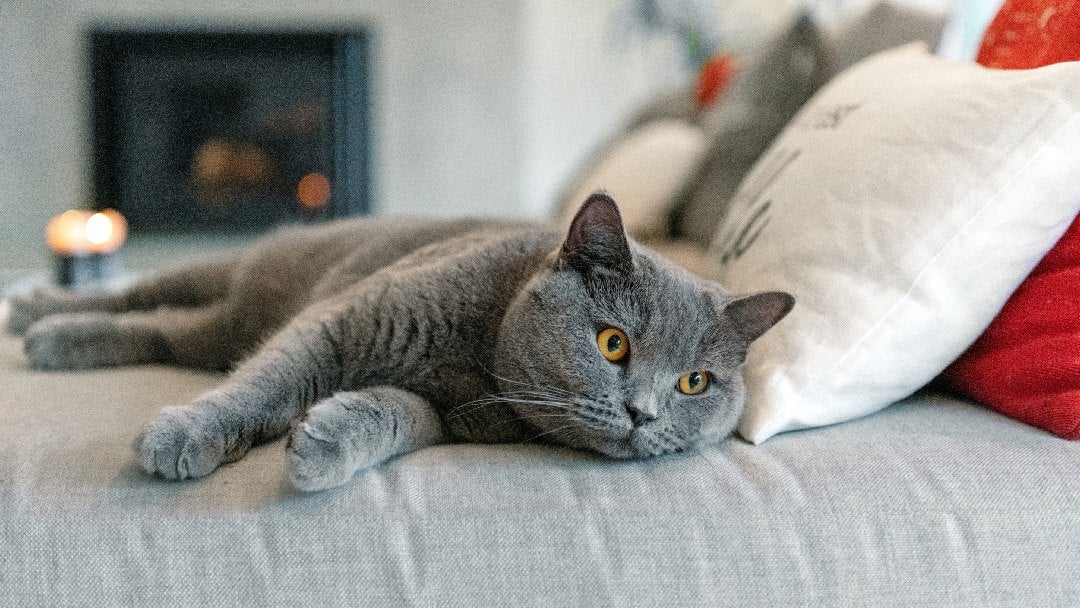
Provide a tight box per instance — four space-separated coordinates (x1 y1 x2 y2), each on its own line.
516 0 687 216
0 0 1001 274
0 0 692 273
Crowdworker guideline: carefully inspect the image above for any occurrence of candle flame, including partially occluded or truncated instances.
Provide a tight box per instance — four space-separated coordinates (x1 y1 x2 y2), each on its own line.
45 209 128 255
85 213 115 246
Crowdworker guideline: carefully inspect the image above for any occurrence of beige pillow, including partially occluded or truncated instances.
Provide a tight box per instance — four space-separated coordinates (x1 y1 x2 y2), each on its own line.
557 119 706 240
672 13 832 245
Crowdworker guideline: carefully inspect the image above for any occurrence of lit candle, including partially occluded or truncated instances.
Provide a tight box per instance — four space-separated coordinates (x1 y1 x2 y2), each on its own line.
45 209 128 286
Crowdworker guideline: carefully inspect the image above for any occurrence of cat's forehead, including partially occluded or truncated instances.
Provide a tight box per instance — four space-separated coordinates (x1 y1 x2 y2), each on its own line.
631 251 748 362
590 251 717 331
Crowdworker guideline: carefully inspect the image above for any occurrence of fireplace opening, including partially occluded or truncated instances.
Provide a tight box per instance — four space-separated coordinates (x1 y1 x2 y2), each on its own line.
88 29 371 233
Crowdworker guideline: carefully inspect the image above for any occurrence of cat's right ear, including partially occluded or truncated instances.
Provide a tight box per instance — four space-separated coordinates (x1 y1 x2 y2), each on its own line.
556 191 634 276
722 291 795 347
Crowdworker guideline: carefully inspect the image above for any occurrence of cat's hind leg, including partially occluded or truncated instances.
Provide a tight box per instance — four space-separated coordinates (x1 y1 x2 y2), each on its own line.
6 256 236 335
285 386 448 492
23 302 237 371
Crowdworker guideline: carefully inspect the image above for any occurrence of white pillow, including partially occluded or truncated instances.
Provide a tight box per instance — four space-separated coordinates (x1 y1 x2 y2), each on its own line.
558 119 707 239
709 44 1080 443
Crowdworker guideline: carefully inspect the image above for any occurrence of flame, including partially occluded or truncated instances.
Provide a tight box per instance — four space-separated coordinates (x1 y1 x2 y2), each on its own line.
84 213 115 246
45 209 128 255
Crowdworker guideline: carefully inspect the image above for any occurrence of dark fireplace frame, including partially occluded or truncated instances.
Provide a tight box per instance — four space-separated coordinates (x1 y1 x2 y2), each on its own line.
87 27 371 232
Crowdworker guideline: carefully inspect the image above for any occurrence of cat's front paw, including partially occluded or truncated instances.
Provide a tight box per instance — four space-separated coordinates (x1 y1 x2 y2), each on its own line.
137 405 228 481
286 396 389 492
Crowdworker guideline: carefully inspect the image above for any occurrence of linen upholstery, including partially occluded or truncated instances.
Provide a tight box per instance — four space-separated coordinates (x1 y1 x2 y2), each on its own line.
1 332 1077 606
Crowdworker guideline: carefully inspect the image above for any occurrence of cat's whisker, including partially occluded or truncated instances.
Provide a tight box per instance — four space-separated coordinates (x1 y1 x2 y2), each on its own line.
447 393 524 419
655 428 686 453
502 396 627 436
655 428 677 444
558 406 625 430
452 395 565 416
550 403 627 431
508 412 575 422
495 393 571 403
484 393 579 411
449 393 581 423
499 387 570 397
471 360 579 399
483 412 575 433
446 401 498 420
524 423 581 444
501 392 580 404
496 397 579 411
550 408 623 434
453 388 625 439
693 448 726 481
502 400 622 432
577 417 625 434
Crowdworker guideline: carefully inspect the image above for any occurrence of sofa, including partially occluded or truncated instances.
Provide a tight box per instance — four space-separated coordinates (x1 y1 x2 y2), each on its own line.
3 2 1080 607
2 328 1079 606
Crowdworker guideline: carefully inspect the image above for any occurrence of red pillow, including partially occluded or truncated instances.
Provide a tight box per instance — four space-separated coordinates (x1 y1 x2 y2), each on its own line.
939 0 1080 439
975 0 1080 69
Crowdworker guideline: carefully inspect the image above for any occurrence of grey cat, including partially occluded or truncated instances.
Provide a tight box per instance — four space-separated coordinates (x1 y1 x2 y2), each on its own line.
7 193 793 491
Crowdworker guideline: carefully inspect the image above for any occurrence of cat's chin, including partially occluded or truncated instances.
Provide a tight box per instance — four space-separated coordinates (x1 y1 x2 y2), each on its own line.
586 428 684 460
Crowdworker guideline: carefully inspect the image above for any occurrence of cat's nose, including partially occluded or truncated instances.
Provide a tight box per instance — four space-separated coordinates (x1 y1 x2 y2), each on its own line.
626 402 658 427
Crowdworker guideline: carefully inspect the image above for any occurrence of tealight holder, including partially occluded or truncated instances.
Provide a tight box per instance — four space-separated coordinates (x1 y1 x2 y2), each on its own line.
45 209 128 287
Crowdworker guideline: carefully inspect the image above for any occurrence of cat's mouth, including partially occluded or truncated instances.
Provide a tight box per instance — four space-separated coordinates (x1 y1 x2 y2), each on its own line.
632 427 685 457
492 386 686 459
591 426 684 460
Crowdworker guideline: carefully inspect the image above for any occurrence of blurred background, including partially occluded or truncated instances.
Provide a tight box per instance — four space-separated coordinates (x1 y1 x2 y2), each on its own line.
0 0 1002 281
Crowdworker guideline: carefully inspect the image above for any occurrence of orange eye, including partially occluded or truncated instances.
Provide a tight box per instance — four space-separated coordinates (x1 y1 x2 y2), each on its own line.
678 371 709 395
596 327 629 362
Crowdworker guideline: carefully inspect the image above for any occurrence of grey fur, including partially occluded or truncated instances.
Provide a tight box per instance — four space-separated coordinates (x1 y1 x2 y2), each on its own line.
9 193 792 491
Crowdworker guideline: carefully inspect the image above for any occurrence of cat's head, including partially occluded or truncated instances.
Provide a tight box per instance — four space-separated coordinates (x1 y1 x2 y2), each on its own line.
495 192 793 458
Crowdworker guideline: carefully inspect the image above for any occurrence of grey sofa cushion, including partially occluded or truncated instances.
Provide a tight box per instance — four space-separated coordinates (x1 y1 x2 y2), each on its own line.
1 330 1078 606
831 0 949 73
554 14 831 247
671 13 833 245
556 5 949 249
561 12 829 245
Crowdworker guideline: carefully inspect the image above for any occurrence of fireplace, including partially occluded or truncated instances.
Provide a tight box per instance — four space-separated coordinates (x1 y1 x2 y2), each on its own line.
88 29 370 232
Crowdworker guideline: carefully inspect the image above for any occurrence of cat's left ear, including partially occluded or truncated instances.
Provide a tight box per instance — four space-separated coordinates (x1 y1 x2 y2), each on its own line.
721 291 795 346
557 191 634 276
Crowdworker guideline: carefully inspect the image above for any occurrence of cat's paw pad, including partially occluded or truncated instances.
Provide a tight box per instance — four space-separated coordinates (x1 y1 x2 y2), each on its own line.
286 398 385 492
23 314 117 371
137 406 227 481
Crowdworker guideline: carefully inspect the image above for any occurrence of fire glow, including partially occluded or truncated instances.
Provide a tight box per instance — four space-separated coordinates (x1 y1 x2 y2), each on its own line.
45 209 128 256
297 172 332 209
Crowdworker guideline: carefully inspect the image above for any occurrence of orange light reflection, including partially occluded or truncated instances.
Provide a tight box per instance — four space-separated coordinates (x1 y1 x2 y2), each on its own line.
297 172 332 209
